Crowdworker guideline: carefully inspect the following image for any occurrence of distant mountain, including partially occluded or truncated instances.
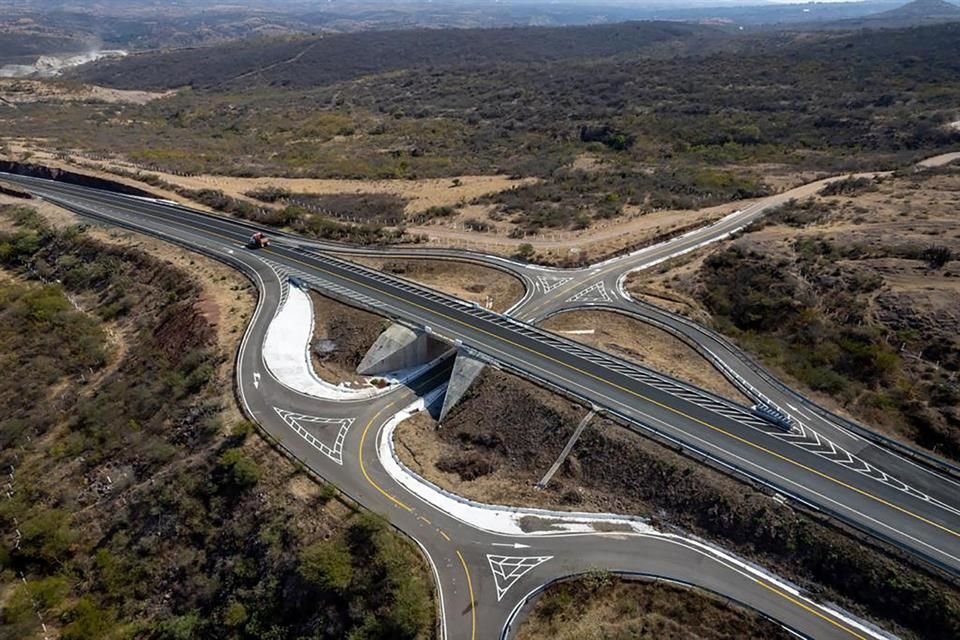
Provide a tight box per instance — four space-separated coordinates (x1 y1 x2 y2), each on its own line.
873 0 960 19
840 0 960 28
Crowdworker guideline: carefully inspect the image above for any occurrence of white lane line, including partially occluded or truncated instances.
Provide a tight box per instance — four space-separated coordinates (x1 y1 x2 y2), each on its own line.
537 275 573 293
787 403 814 422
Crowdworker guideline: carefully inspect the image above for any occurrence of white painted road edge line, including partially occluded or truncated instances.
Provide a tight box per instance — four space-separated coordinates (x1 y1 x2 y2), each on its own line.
411 535 447 640
379 397 895 640
380 392 659 537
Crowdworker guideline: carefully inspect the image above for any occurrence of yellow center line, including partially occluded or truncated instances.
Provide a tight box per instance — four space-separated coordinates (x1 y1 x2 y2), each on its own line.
356 365 451 512
756 580 866 640
438 530 451 542
456 550 477 640
358 402 413 512
273 249 959 544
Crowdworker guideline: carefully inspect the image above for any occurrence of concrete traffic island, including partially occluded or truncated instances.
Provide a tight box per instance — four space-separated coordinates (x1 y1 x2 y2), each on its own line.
265 286 440 399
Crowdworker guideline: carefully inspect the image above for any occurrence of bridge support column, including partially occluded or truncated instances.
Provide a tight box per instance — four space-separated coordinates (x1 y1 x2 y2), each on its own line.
438 349 487 425
357 324 449 375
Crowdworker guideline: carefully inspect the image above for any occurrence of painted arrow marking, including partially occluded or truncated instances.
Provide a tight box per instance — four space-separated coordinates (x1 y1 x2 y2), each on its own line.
253 372 261 389
491 542 530 549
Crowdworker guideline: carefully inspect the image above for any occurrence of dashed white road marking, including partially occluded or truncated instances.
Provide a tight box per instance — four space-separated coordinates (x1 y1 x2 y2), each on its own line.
786 403 813 422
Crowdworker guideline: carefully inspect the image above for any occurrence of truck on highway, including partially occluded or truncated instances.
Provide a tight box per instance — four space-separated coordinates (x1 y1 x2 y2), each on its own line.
752 402 794 431
248 232 270 249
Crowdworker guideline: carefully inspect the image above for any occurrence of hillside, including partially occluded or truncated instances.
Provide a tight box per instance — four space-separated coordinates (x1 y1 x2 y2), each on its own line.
827 0 960 28
0 201 435 640
3 21 957 257
23 23 954 179
73 21 727 91
872 0 960 20
0 30 92 66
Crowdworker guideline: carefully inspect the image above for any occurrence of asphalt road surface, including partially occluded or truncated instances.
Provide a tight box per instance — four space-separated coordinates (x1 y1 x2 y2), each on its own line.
5 171 960 638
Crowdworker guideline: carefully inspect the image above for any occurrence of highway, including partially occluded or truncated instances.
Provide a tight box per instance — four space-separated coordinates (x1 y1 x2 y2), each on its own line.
4 170 960 638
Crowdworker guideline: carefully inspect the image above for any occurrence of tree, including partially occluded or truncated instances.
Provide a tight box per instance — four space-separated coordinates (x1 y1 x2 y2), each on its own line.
299 540 354 591
62 598 116 640
15 507 73 569
216 448 261 492
224 601 249 627
515 243 535 261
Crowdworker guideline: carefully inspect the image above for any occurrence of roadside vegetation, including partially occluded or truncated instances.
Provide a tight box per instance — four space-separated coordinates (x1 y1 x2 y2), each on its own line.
141 182 416 246
0 204 434 640
476 167 770 233
689 169 960 459
517 575 793 640
3 23 958 240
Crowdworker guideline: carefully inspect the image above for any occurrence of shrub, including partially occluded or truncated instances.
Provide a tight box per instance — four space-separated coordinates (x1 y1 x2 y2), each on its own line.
299 540 354 591
515 243 535 260
463 217 492 232
245 185 291 203
921 245 954 269
13 507 74 570
819 176 878 197
216 448 261 492
62 598 116 640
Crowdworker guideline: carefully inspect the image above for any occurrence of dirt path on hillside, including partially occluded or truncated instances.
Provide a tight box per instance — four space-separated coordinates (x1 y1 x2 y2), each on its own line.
0 79 169 105
403 168 892 260
4 143 958 264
